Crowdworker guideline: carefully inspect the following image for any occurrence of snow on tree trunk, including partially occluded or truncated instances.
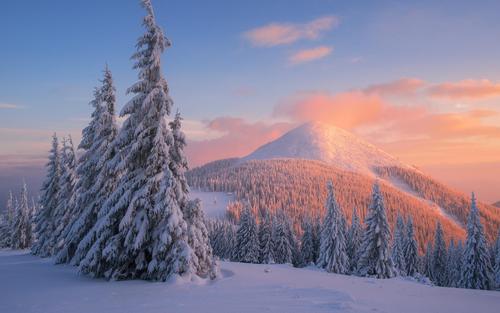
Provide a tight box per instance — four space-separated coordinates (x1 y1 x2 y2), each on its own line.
356 182 396 278
234 205 260 263
55 66 119 265
403 216 419 277
32 134 61 257
460 193 493 290
318 181 349 274
78 0 214 281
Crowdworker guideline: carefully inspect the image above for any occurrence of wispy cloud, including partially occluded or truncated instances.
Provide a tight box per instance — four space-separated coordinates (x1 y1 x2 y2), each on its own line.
244 16 339 47
289 46 333 65
0 103 24 109
428 79 500 100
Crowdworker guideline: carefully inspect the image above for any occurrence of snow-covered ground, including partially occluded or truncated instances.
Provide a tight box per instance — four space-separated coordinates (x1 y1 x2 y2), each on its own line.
190 190 233 218
1 250 499 313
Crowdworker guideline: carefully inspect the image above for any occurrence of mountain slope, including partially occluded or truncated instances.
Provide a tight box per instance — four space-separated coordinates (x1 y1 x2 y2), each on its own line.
494 201 500 208
243 122 413 176
187 122 500 246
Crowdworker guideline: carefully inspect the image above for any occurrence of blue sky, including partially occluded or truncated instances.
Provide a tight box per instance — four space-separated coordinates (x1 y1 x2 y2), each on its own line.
1 0 500 204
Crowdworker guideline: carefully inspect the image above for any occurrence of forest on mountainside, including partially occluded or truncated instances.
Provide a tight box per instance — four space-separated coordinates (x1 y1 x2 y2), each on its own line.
187 158 500 251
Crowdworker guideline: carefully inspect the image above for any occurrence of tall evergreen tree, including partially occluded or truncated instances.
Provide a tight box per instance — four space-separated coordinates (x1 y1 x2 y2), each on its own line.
357 182 396 278
11 183 33 249
183 199 216 278
431 222 448 286
300 218 315 265
51 136 77 253
346 207 363 273
447 239 462 288
0 191 15 247
422 241 433 279
312 216 321 263
259 211 274 264
234 205 260 263
65 67 120 266
460 193 493 290
494 230 500 289
403 216 419 276
273 212 294 264
78 0 214 281
318 181 349 274
32 134 61 257
391 214 407 276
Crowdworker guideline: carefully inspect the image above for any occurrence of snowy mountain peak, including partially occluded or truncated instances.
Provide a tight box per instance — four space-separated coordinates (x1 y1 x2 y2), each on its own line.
243 121 410 176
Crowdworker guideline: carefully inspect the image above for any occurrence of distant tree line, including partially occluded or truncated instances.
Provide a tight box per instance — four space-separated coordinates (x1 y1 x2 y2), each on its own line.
207 180 500 290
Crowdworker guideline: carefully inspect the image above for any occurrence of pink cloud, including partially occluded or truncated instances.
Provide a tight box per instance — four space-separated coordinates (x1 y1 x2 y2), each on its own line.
364 78 426 96
185 117 294 167
244 16 339 47
289 46 333 65
428 79 500 100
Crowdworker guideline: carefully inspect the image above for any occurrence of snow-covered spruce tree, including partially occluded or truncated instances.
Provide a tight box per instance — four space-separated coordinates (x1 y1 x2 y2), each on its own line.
183 199 216 278
403 216 419 276
391 214 407 276
431 221 448 286
0 191 15 247
221 220 237 260
51 136 77 254
312 216 321 263
460 193 493 290
234 205 260 263
55 67 118 264
79 0 214 281
346 207 363 273
300 218 315 265
11 183 33 249
357 182 396 278
494 230 500 289
169 113 216 276
259 211 274 264
32 134 61 257
318 181 349 274
447 239 461 288
422 242 433 279
273 211 294 264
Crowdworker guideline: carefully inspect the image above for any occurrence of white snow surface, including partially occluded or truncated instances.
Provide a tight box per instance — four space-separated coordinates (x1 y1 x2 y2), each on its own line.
243 122 412 176
190 190 233 218
2 250 499 313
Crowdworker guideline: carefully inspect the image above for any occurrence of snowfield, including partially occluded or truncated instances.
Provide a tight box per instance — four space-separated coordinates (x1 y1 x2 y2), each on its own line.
190 190 233 218
1 250 499 313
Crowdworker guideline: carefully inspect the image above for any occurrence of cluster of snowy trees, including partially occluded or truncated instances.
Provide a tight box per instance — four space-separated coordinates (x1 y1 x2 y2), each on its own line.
21 0 215 281
187 158 497 248
0 184 36 249
208 181 500 290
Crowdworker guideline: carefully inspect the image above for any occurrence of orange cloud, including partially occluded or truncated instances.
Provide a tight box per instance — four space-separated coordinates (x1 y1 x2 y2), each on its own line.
289 46 333 65
273 90 424 129
244 16 339 47
428 79 500 100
